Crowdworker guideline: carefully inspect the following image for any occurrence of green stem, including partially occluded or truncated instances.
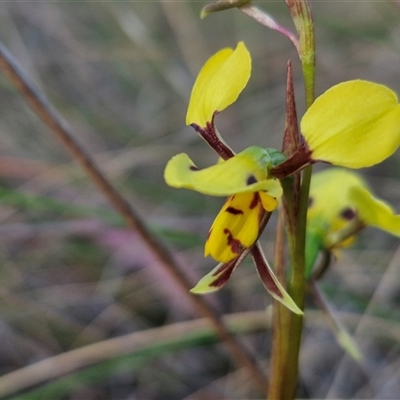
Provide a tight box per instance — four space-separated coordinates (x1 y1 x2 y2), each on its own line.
268 207 293 399
285 164 312 396
268 0 315 395
268 166 311 399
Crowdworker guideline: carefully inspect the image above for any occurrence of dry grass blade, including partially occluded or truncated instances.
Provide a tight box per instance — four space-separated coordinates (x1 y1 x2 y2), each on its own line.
0 311 271 398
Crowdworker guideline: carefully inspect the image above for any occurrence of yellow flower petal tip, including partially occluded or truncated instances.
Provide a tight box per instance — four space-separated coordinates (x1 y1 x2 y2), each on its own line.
279 292 303 315
350 185 400 237
301 80 400 168
186 42 251 128
268 278 303 315
190 262 237 294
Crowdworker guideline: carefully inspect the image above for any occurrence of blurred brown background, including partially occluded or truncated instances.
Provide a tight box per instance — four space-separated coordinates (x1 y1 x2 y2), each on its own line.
0 1 399 399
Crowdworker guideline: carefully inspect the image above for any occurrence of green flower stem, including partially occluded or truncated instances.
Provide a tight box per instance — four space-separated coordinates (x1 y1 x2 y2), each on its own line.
268 207 293 399
268 167 310 399
268 1 315 398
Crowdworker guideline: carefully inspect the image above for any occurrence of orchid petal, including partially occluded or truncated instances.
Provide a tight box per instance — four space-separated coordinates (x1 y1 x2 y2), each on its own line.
252 244 303 315
307 168 400 248
349 185 400 237
205 193 266 263
301 80 400 168
164 146 283 198
186 42 251 128
307 168 365 223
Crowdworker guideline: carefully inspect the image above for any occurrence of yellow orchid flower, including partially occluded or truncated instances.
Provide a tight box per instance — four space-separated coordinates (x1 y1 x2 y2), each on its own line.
164 146 284 263
306 168 400 276
164 146 303 314
164 42 400 312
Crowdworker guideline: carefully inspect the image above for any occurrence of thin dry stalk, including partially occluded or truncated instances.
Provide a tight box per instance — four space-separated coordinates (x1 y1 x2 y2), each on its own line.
0 41 267 393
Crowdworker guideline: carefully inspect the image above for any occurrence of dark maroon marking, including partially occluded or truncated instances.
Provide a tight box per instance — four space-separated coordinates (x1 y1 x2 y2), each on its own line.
223 228 243 255
249 192 260 210
270 141 313 179
341 208 356 220
211 261 231 277
209 263 236 288
308 197 314 208
246 175 257 185
190 121 234 161
207 229 212 240
252 246 283 298
254 259 282 297
189 165 199 171
226 207 243 215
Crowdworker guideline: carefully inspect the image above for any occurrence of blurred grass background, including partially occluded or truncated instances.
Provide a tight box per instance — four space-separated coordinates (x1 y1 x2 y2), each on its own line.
0 1 399 399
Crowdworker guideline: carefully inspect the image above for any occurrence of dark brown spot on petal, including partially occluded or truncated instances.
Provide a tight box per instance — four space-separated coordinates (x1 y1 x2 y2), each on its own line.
341 208 356 220
246 175 258 185
224 228 244 255
190 165 199 171
249 192 260 210
226 207 244 215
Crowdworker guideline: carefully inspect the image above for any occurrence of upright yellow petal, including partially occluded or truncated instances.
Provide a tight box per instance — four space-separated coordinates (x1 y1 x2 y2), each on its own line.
205 193 264 263
186 42 251 128
164 146 283 198
301 80 400 168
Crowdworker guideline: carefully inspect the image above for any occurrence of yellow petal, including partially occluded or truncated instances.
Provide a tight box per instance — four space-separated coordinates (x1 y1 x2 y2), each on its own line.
349 185 400 237
308 167 400 242
164 146 283 198
186 42 251 128
308 168 366 224
301 80 400 168
259 191 278 212
205 193 264 263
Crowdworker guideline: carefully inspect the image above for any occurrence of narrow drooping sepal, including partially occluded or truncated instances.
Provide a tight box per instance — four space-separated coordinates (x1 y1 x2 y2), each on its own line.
186 42 251 129
164 146 283 198
252 244 303 315
302 80 400 168
190 256 244 294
